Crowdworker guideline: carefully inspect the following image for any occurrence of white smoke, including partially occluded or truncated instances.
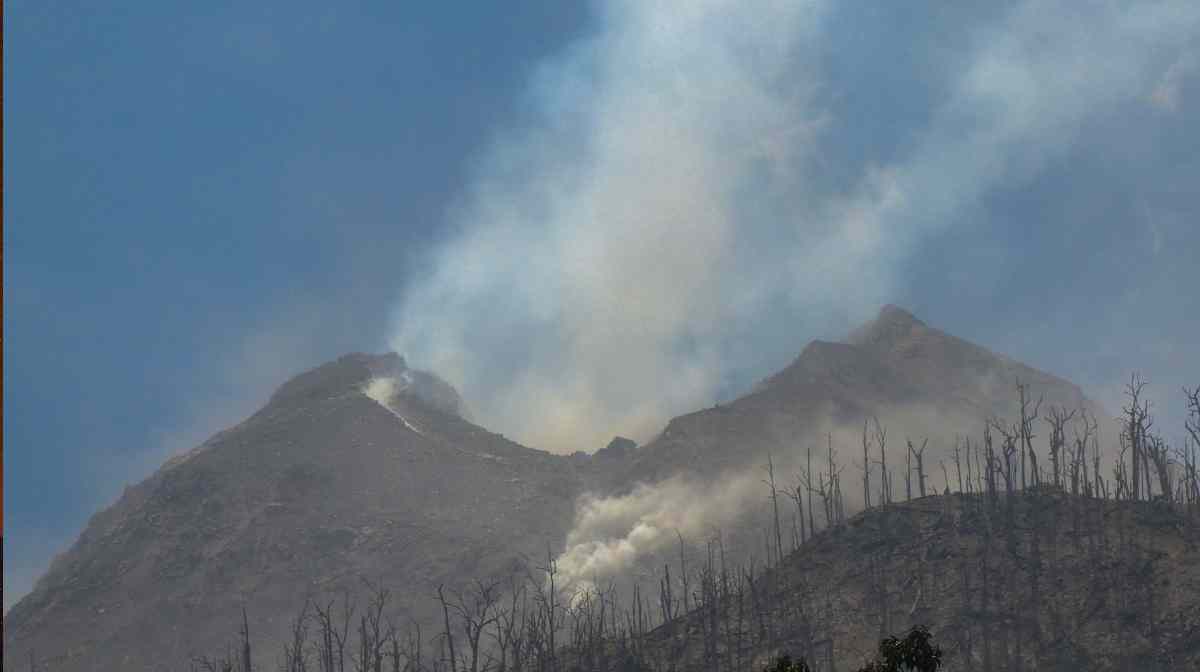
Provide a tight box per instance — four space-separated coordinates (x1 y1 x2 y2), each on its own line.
391 0 834 453
363 376 399 406
362 376 426 436
389 0 1200 454
555 472 762 591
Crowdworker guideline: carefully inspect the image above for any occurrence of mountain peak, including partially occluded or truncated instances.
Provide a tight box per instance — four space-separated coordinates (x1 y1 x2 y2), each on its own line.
877 303 923 326
267 352 405 406
845 304 926 350
261 352 469 420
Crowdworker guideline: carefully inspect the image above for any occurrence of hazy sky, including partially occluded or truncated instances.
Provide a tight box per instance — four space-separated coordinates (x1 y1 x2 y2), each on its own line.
5 0 1198 608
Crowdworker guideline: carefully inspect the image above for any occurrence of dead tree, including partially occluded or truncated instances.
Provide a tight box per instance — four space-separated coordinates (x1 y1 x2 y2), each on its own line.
1124 374 1153 500
1045 406 1076 491
989 419 1019 498
531 549 562 672
1180 386 1200 513
1178 387 1200 514
240 606 253 672
659 564 675 624
1186 385 1200 452
448 580 501 672
400 619 425 672
798 466 829 532
678 530 691 615
965 437 978 497
801 436 845 531
313 601 337 672
764 454 785 566
905 441 913 501
806 441 817 536
1147 432 1173 504
315 593 354 672
1177 434 1200 515
495 576 529 672
1093 427 1108 501
874 417 891 506
283 600 312 672
314 592 350 672
862 418 873 510
784 478 807 546
1070 409 1096 498
954 437 965 495
1016 379 1043 491
908 438 929 498
984 424 999 508
1115 436 1131 501
353 583 392 672
437 585 460 672
828 433 845 526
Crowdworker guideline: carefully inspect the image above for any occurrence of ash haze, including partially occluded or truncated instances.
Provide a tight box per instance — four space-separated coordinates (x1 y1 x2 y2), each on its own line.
390 0 1200 453
6 0 1200 612
556 472 765 592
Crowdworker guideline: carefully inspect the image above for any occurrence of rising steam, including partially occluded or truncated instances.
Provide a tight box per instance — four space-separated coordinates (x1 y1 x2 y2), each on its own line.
362 375 426 436
389 0 1200 453
555 472 762 591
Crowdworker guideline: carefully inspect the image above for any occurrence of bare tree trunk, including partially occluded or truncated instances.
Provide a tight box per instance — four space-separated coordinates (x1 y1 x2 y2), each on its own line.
905 442 913 501
1046 407 1069 491
764 454 784 566
1125 374 1150 501
241 606 253 672
984 424 998 510
678 530 690 616
827 433 841 527
909 438 929 498
954 438 965 495
1017 380 1043 492
874 418 889 506
966 438 976 496
438 586 459 672
807 442 817 534
862 419 872 510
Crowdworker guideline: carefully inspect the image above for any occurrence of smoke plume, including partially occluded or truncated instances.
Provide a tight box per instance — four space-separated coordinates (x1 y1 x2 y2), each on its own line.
389 0 1200 454
555 472 763 591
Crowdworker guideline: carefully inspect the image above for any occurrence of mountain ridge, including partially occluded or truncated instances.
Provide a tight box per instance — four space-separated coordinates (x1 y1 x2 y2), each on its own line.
4 306 1129 671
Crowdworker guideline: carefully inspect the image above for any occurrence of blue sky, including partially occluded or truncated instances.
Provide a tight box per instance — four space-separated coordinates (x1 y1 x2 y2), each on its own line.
5 1 1198 608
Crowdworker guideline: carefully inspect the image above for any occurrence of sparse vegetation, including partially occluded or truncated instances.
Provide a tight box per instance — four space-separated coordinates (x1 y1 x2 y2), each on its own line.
177 377 1199 672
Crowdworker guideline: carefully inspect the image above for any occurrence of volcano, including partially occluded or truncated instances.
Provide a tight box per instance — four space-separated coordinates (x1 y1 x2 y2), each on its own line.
3 308 1128 671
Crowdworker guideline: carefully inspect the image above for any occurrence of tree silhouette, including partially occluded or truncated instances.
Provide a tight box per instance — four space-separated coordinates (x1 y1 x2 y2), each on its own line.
856 626 942 672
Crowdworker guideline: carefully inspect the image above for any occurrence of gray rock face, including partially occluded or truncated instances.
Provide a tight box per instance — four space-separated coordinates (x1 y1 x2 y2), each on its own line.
3 352 599 672
397 367 471 420
597 436 638 460
3 308 1127 671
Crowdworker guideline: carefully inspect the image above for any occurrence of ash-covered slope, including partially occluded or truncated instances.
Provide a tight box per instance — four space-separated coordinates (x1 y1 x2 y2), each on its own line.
624 305 1112 488
639 491 1200 671
2 353 605 672
5 306 1122 671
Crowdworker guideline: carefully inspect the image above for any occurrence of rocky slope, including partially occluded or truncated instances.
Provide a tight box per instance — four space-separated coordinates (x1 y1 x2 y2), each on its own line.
3 307 1129 671
3 354 621 671
623 305 1113 489
639 491 1200 672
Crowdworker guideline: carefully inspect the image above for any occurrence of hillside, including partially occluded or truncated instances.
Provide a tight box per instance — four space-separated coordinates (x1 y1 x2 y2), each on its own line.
624 306 1112 488
636 490 1200 672
3 307 1145 671
3 354 619 672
